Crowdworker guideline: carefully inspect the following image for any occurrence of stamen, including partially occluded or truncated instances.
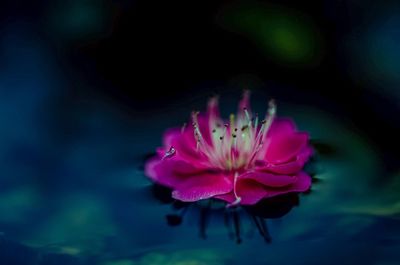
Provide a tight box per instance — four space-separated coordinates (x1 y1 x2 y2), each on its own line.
185 96 278 171
192 112 205 144
261 100 276 140
253 120 266 146
221 124 228 139
247 141 264 166
243 108 253 139
192 111 218 161
244 108 252 128
246 100 276 167
254 113 259 129
232 135 238 167
230 113 235 132
227 172 242 207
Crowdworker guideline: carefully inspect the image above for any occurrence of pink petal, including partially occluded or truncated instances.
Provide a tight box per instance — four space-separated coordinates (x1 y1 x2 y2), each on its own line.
265 131 309 164
162 127 205 162
236 171 312 205
214 192 236 204
256 146 313 174
172 173 233 202
196 114 213 146
236 180 269 205
262 171 311 198
163 128 182 147
239 171 299 187
144 156 208 188
207 96 221 120
217 171 300 205
267 118 297 137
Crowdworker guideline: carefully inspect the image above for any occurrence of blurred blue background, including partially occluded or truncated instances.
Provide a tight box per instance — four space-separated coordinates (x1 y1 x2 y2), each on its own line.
0 0 399 264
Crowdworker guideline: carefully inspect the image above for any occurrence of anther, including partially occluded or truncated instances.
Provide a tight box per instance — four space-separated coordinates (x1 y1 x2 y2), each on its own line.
244 108 251 123
254 113 259 128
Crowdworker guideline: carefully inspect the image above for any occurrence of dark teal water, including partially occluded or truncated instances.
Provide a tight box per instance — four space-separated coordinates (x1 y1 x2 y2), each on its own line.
0 92 399 265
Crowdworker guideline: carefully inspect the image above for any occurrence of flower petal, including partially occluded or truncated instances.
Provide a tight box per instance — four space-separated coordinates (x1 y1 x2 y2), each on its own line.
172 173 233 202
214 192 236 204
236 180 269 205
239 171 299 187
263 171 312 197
163 128 182 147
267 118 297 137
236 171 311 205
207 96 221 121
144 156 209 188
196 114 213 146
162 127 206 162
263 118 309 164
256 146 313 174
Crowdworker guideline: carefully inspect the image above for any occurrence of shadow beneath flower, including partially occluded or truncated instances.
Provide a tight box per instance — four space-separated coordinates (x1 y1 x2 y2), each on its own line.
246 193 299 219
151 184 302 244
151 183 175 204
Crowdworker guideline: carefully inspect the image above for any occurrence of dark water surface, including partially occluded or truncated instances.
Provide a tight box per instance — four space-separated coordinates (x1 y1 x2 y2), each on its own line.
0 90 399 265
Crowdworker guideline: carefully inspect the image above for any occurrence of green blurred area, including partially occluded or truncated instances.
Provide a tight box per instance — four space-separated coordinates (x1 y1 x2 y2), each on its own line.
218 2 322 66
47 0 114 40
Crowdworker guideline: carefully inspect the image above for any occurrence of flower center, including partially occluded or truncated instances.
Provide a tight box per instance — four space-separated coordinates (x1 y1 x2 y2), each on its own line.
192 100 276 171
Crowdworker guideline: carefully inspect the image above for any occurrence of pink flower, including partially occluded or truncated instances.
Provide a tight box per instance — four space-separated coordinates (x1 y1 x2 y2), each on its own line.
145 92 312 206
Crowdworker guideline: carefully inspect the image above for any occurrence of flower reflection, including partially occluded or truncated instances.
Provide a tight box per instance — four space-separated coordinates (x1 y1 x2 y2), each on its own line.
152 184 301 244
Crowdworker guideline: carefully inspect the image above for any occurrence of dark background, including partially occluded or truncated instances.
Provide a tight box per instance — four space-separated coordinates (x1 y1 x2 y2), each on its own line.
3 0 398 165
